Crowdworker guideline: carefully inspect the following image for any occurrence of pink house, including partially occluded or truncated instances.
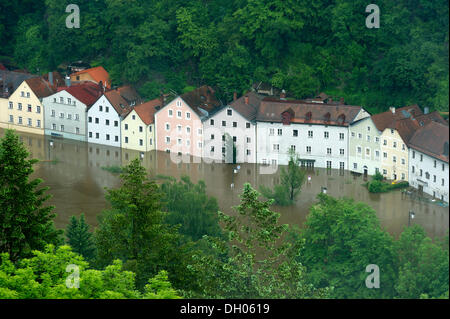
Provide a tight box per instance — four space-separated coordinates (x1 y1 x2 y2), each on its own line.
154 86 221 159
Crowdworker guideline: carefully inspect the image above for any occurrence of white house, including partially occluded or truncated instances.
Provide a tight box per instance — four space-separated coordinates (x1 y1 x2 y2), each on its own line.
87 88 139 147
43 82 103 141
408 121 449 203
202 92 263 163
256 97 369 168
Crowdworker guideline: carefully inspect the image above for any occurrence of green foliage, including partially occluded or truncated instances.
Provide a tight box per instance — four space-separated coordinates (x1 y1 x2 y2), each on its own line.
300 194 397 298
367 177 409 193
0 129 62 262
395 226 449 299
0 245 181 299
190 183 329 299
160 175 222 242
66 214 96 262
101 165 123 174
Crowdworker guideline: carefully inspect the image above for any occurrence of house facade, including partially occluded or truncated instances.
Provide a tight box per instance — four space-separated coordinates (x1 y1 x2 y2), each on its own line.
70 66 111 89
154 86 221 160
255 98 369 168
1 78 56 135
87 89 134 147
202 92 262 163
42 82 103 141
408 121 449 203
121 98 160 152
349 116 382 175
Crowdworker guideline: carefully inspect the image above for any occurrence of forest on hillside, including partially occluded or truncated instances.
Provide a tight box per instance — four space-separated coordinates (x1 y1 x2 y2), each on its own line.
0 0 448 113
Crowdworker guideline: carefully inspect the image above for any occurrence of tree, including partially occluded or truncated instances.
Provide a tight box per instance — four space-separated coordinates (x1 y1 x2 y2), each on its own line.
94 158 196 291
395 226 449 298
0 129 62 262
260 149 305 205
0 245 181 299
299 194 397 298
190 183 328 298
66 214 96 261
159 175 222 242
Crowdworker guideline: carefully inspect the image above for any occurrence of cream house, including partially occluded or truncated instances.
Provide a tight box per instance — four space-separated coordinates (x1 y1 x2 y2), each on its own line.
2 78 56 135
121 98 161 152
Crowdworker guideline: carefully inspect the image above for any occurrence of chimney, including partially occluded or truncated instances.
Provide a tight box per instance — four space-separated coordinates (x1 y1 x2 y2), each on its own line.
233 91 237 101
424 107 429 114
389 107 395 114
49 72 53 86
244 95 249 105
280 89 286 100
65 75 71 87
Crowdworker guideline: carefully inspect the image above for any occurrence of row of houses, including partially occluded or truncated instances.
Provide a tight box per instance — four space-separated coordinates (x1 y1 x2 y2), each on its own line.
0 66 448 202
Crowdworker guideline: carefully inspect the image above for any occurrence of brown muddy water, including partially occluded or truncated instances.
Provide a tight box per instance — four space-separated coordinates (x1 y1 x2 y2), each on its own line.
1 128 448 239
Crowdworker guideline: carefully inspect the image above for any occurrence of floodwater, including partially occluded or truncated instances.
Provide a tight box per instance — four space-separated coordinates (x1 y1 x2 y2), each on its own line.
1 128 448 239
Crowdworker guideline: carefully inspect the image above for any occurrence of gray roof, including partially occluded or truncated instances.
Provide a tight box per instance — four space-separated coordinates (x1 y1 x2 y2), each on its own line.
0 70 37 98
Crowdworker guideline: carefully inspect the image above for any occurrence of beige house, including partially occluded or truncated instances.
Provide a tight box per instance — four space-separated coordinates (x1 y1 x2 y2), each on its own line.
121 98 161 152
1 78 56 135
0 97 7 125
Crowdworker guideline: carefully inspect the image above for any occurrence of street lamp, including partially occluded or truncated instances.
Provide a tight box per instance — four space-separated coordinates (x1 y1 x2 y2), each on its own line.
408 210 415 227
48 140 54 160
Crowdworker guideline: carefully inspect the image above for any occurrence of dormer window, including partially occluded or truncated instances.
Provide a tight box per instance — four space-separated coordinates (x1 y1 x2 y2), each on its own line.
305 111 312 121
227 109 232 116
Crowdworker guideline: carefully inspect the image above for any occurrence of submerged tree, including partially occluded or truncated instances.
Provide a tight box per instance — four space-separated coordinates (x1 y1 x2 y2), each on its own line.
0 129 62 261
66 214 96 262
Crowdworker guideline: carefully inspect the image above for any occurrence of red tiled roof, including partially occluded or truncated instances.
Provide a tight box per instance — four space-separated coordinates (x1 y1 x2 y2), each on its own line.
104 89 132 116
131 98 161 125
180 86 222 119
371 105 423 131
409 121 449 163
71 66 110 89
228 91 264 121
25 77 57 98
62 83 103 107
256 97 362 126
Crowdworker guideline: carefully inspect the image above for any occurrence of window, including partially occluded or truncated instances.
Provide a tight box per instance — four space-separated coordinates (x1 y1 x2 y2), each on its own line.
327 161 332 169
442 178 445 186
383 152 387 158
106 134 110 141
273 144 279 152
402 144 405 150
60 112 64 119
18 103 22 110
115 136 119 142
375 137 379 143
327 148 332 155
233 136 237 142
308 131 313 138
67 114 72 120
233 122 237 128
434 160 437 168
247 149 251 155
367 135 371 142
149 126 152 132
353 163 357 169
291 145 296 151
433 175 436 182
383 169 387 175
401 158 405 165
222 135 225 141
391 129 394 134
166 136 170 144
76 127 79 134
198 142 202 149
358 133 362 139
198 128 202 136
177 111 182 118
246 137 251 143
89 132 92 138
357 147 362 154
227 109 232 116
8 102 13 109
420 154 423 162
383 139 387 146
60 125 64 132
28 118 32 126
412 166 415 173
246 122 251 128
401 173 405 180
393 156 397 163
393 141 397 148
375 150 380 157
351 132 355 137
210 146 215 153
293 130 298 137
165 123 170 131
340 162 345 169
52 124 56 130
132 115 136 120
419 169 422 177
67 98 71 105
367 126 371 131
269 128 274 136
125 137 128 143
186 127 191 134
442 163 445 171
324 132 329 139
222 121 226 127
139 126 143 133
211 134 215 140
125 124 128 130
306 146 311 153
339 133 344 140
186 112 191 119
425 172 430 180
114 121 118 127
176 100 181 107
277 129 282 136
168 109 173 117
26 92 30 98
60 97 64 104
366 148 370 156
149 138 153 145
88 116 92 123
210 119 214 125
18 117 22 124
99 105 103 112
36 106 40 114
340 149 344 155
95 118 99 124
36 120 41 128
95 133 99 139
105 107 109 113
21 91 24 97
139 139 143 146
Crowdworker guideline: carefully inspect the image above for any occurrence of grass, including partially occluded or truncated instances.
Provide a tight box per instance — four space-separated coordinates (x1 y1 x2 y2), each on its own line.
101 165 123 174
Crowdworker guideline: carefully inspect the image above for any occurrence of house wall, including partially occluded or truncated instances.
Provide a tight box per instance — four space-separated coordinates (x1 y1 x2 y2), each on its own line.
256 121 349 169
87 96 122 147
0 98 8 125
202 106 257 163
154 96 203 159
121 109 155 152
380 128 409 181
70 73 95 84
42 90 88 141
409 149 449 203
2 81 45 135
349 117 382 175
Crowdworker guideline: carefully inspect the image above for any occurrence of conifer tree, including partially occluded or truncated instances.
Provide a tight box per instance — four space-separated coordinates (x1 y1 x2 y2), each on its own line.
0 129 62 261
66 214 96 261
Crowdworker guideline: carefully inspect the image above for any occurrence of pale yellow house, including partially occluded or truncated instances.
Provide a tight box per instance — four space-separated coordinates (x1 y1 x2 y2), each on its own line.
121 98 161 152
2 78 56 135
0 97 8 125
